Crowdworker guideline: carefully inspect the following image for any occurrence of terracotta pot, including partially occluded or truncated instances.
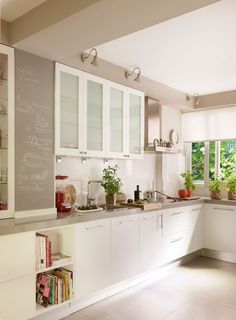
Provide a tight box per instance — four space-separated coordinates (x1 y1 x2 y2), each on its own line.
210 191 222 200
178 189 187 198
186 190 192 197
105 194 116 205
228 191 236 200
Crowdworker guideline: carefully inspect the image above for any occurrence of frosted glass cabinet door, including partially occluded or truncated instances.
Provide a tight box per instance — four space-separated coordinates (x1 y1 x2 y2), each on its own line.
85 76 105 155
109 86 125 155
128 91 144 158
60 71 79 149
0 44 14 219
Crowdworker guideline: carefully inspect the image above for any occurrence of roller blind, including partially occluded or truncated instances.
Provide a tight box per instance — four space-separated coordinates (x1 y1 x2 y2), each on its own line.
182 106 236 142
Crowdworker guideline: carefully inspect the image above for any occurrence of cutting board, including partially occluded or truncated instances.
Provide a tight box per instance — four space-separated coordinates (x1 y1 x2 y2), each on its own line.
120 202 162 211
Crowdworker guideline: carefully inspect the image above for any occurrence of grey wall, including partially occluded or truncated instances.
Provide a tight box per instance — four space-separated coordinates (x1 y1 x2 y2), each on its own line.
15 49 54 212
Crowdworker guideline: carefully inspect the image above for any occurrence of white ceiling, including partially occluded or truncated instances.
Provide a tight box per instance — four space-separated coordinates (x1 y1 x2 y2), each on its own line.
0 0 47 22
96 0 236 95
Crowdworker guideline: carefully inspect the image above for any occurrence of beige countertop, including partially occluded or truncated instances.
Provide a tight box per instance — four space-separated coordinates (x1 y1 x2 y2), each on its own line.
1 197 235 236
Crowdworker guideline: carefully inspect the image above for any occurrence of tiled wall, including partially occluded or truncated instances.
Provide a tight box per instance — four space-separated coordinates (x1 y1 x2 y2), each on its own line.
56 153 185 205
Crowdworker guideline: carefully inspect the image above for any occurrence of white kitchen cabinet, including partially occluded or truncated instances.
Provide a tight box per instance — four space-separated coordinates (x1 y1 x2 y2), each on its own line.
127 88 144 159
185 204 203 253
0 275 35 320
55 63 144 159
0 231 35 283
0 44 14 219
111 214 139 283
55 62 84 156
83 73 107 157
162 207 189 263
162 205 203 264
76 219 111 300
139 211 163 272
204 204 236 254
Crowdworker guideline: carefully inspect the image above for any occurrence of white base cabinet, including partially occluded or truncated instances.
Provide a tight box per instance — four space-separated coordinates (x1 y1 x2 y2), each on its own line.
76 219 111 300
139 211 163 272
0 275 35 320
204 204 236 254
163 204 202 263
111 214 139 283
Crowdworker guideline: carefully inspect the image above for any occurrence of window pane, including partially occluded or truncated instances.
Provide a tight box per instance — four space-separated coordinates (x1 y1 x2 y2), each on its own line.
209 141 215 180
192 142 205 182
219 140 236 180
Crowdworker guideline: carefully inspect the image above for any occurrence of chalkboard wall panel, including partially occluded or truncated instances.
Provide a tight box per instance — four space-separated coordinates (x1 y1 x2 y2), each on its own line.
15 49 54 211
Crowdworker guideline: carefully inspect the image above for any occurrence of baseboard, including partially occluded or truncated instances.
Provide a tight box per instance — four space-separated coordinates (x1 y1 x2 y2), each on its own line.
202 248 236 263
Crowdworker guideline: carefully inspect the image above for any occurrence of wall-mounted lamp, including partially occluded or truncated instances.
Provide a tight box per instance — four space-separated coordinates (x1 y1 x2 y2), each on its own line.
81 158 87 164
125 67 141 82
80 48 98 66
186 93 200 107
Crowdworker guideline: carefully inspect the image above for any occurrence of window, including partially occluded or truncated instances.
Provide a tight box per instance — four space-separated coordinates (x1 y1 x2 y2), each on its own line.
185 140 236 186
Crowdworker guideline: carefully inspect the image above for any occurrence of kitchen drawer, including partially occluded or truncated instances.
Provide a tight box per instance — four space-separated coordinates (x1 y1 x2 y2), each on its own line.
162 232 187 263
162 207 188 237
0 232 35 283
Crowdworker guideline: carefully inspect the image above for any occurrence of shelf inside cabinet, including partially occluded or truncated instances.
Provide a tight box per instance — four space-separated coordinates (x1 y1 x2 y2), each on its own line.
0 111 7 117
0 182 8 185
36 300 72 315
36 260 73 274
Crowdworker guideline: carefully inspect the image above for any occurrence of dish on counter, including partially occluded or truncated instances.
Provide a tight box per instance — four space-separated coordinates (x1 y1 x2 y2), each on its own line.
75 205 104 213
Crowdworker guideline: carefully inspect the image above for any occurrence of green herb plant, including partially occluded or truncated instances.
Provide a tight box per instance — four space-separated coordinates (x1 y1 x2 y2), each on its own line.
101 165 122 195
226 174 236 191
208 179 222 192
181 171 196 190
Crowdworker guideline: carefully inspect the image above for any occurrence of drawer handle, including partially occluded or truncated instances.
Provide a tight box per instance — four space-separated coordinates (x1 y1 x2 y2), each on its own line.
191 208 200 212
171 211 183 216
86 225 103 230
170 237 183 243
119 219 133 224
213 207 234 212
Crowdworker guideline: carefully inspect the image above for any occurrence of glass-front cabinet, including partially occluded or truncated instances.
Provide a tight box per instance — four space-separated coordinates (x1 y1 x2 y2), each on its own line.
55 63 144 159
0 44 14 219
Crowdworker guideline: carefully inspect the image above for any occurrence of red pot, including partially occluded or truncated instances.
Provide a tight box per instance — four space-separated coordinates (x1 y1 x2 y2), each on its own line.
178 189 187 198
186 190 192 197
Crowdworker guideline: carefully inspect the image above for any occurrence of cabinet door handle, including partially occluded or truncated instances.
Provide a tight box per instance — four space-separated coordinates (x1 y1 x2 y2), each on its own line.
83 151 87 154
80 151 83 154
213 207 234 212
126 154 130 158
170 237 183 243
171 211 183 216
86 225 103 230
119 219 133 224
191 208 200 212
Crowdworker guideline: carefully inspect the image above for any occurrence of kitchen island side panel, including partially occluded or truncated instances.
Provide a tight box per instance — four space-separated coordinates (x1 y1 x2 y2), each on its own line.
15 49 54 211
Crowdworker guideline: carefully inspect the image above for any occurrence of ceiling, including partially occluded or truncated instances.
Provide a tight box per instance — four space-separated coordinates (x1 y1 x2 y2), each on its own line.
96 0 236 95
0 0 47 22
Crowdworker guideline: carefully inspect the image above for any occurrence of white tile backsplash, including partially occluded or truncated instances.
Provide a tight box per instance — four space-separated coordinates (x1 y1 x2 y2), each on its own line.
56 153 185 205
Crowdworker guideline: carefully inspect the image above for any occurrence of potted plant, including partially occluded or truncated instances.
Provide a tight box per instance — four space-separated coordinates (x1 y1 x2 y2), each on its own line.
180 171 196 197
208 179 222 200
226 174 236 200
101 165 122 205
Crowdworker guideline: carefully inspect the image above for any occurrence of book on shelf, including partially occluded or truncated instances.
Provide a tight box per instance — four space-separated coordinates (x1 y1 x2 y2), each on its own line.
51 253 72 266
36 268 73 308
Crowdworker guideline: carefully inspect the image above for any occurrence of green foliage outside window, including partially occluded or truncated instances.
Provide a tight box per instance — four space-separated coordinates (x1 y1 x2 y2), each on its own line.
192 142 205 181
219 140 236 180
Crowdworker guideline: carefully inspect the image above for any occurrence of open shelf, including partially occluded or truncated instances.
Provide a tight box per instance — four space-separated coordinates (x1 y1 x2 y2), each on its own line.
36 299 72 315
36 260 73 274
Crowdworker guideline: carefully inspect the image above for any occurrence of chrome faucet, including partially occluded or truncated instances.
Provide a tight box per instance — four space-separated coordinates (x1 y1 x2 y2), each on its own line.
87 180 102 205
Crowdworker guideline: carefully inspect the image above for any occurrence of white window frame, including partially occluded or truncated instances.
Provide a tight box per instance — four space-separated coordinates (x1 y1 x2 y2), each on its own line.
185 140 224 188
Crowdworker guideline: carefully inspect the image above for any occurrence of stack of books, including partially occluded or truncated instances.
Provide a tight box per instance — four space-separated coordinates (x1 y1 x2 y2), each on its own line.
36 268 73 308
36 233 52 270
36 233 72 271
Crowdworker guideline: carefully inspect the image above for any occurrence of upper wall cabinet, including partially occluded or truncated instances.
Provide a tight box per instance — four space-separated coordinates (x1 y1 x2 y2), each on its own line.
0 44 14 219
55 63 144 159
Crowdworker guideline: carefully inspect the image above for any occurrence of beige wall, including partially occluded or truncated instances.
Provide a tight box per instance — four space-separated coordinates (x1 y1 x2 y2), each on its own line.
60 54 192 109
0 19 10 45
198 90 236 108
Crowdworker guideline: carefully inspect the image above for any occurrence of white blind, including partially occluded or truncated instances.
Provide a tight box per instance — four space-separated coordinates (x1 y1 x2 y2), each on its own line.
182 106 236 142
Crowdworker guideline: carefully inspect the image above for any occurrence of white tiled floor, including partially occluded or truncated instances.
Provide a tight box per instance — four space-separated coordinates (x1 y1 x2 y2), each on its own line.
64 257 236 320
